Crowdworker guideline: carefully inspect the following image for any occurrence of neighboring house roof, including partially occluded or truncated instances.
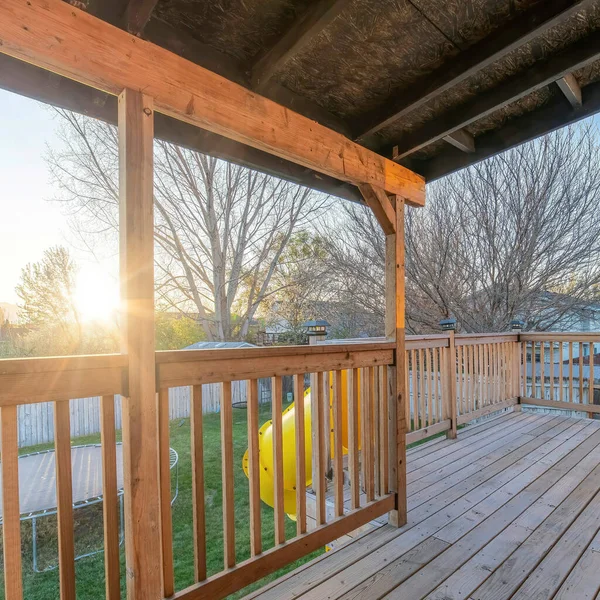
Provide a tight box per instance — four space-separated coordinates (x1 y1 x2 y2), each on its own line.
184 341 256 350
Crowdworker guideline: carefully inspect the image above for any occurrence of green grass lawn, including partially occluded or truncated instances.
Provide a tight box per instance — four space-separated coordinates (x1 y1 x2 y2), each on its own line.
3 402 323 600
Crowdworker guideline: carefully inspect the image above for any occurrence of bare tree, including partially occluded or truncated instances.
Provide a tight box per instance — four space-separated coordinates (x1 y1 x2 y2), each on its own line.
325 123 600 333
46 110 329 341
15 246 82 345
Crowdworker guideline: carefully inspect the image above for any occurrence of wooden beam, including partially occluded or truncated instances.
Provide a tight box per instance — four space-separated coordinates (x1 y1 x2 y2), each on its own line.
355 0 593 141
443 129 475 153
0 53 363 203
557 73 582 107
118 88 162 600
358 183 396 235
0 0 422 201
143 17 352 137
124 0 159 35
251 0 352 91
415 78 600 180
392 30 600 160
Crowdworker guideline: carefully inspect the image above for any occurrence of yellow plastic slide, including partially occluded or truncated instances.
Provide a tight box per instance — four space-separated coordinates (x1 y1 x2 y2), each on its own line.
242 371 358 518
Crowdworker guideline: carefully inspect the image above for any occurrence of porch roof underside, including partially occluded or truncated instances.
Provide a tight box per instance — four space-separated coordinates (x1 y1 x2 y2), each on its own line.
3 0 600 202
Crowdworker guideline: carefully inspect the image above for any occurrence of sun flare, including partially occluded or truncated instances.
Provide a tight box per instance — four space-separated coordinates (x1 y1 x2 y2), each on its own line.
74 268 119 323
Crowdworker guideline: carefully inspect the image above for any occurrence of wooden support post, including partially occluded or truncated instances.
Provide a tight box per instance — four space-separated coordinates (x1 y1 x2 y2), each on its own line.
118 88 162 600
447 331 458 438
386 197 407 527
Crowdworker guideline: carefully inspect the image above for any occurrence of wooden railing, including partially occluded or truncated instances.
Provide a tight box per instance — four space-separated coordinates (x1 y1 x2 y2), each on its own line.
1 332 597 600
155 342 396 599
405 333 520 443
519 332 599 416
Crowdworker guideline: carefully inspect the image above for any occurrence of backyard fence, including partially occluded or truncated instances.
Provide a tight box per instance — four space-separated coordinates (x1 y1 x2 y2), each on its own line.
16 379 272 448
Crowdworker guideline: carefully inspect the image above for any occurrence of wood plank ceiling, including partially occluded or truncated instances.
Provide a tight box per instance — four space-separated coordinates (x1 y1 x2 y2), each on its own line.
2 0 600 200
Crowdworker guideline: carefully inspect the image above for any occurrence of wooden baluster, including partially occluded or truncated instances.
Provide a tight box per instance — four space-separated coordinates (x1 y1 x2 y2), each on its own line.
419 349 426 427
191 385 207 580
380 365 389 496
365 367 375 502
477 344 485 408
411 349 417 431
579 342 585 407
549 341 554 402
540 341 545 400
100 396 120 600
569 342 574 403
404 354 411 429
54 400 75 600
332 370 344 516
557 342 563 402
373 367 381 497
272 376 285 543
314 372 326 525
294 374 307 534
1 405 23 600
588 342 594 418
348 368 360 510
159 388 174 596
423 350 429 427
456 346 465 415
521 341 527 398
468 345 474 413
432 348 439 423
247 379 262 553
221 381 235 567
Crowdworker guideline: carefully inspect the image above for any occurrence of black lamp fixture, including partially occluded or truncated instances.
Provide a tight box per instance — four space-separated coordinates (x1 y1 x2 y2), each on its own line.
439 318 457 332
510 319 525 332
302 319 330 337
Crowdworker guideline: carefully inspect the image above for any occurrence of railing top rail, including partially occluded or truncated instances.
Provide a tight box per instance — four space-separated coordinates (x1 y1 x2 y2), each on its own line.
520 332 600 342
455 333 518 346
0 353 126 375
156 340 395 364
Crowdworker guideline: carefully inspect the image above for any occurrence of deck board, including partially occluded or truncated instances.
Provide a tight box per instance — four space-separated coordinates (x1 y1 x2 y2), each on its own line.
246 411 600 600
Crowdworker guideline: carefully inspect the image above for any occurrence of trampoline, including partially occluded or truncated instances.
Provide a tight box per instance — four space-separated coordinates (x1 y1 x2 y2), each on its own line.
0 443 179 572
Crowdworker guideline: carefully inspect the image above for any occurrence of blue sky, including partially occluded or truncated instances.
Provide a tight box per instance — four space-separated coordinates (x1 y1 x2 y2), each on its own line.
0 88 119 315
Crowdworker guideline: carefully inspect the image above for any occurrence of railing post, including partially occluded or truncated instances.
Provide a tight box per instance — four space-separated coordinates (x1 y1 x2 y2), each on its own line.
446 331 458 439
386 197 407 527
118 88 162 599
513 335 523 411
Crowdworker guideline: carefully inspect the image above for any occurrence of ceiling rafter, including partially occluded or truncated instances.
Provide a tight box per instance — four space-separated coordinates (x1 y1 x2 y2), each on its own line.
392 31 600 161
251 0 353 92
124 0 159 35
355 0 594 143
413 78 600 180
557 73 583 107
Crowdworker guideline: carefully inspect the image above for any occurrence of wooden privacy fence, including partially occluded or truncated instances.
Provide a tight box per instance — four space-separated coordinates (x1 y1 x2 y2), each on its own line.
15 380 265 448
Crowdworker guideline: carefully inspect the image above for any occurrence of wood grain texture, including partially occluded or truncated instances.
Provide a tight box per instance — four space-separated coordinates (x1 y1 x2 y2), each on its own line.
294 374 307 535
118 88 162 600
54 400 76 600
100 395 121 600
220 381 235 568
1 405 23 600
247 379 262 554
0 0 425 203
191 385 207 580
272 376 285 544
158 388 174 596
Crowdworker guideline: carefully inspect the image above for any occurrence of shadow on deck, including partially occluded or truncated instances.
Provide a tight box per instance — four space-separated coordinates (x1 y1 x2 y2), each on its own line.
245 409 600 600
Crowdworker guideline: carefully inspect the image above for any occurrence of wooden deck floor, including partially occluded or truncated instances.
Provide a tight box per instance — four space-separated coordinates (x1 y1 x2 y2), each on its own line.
246 410 600 600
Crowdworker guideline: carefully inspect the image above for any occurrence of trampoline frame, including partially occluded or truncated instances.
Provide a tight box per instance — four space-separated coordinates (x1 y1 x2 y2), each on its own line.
11 443 179 572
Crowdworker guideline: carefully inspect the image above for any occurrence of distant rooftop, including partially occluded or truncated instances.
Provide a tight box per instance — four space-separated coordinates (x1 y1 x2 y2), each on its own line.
184 341 256 350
